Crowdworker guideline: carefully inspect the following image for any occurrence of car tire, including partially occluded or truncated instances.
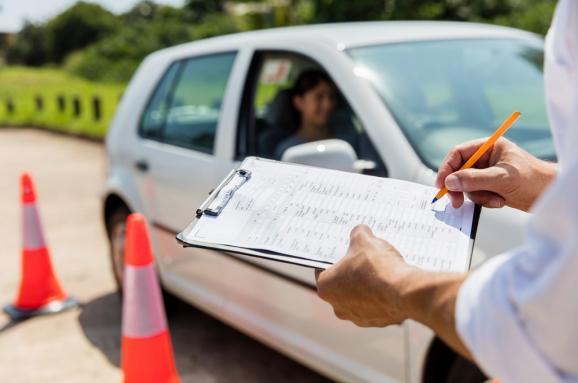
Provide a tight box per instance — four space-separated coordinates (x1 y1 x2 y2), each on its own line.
105 205 179 313
106 205 130 293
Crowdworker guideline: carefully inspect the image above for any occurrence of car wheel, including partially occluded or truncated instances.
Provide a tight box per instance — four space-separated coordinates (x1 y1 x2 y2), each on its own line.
106 205 130 293
446 355 488 383
105 205 179 313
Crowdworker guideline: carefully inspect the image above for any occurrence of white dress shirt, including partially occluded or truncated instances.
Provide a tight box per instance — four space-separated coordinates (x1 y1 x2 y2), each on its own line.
455 1 578 382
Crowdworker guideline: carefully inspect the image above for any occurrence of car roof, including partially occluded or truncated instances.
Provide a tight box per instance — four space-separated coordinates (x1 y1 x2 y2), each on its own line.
155 21 542 58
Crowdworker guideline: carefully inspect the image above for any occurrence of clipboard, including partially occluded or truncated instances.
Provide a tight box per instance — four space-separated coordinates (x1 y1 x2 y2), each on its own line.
176 164 334 269
176 157 482 271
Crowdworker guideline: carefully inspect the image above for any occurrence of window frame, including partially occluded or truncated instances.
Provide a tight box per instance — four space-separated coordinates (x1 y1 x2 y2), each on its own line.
234 49 329 161
235 49 389 177
235 51 262 160
236 50 331 161
138 51 238 155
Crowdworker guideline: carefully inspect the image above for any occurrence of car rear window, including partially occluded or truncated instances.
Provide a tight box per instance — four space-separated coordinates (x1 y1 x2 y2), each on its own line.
139 52 237 154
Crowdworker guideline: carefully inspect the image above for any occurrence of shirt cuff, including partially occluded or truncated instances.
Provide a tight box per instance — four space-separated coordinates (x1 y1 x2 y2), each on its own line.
455 252 559 382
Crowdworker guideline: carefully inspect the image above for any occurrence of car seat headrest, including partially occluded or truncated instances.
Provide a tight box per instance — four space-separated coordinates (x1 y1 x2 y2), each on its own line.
264 88 298 130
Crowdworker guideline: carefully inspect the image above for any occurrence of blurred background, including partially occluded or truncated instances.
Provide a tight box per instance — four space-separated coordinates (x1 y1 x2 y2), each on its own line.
0 2 557 382
0 0 555 139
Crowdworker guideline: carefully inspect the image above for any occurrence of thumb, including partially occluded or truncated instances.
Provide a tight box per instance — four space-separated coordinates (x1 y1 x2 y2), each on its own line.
444 166 507 193
350 224 374 241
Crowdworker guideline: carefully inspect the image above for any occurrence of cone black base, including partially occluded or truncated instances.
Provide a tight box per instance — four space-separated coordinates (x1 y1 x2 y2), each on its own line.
3 296 78 320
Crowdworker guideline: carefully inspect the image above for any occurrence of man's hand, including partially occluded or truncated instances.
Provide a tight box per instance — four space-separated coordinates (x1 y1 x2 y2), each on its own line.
316 225 472 358
436 137 556 212
315 225 415 327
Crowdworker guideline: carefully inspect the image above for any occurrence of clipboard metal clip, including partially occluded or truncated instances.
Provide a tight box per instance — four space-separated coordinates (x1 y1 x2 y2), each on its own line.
196 169 251 218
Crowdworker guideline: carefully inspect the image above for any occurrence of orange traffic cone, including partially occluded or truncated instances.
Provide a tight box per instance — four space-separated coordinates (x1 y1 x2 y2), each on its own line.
121 213 179 383
3 173 77 320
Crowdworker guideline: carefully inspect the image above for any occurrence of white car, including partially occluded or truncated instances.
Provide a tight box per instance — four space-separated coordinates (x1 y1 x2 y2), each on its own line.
103 22 553 382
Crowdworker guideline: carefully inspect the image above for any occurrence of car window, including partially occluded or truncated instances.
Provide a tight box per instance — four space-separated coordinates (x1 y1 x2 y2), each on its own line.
238 52 387 177
140 52 237 154
348 39 554 168
163 53 237 153
140 62 181 140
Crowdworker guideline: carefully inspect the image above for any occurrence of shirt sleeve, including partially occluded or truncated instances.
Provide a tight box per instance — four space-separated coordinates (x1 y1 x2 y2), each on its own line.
456 251 563 382
544 0 578 167
455 157 578 382
455 1 578 381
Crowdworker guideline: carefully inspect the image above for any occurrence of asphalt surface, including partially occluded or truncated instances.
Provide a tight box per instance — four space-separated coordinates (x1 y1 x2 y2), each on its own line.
0 128 331 383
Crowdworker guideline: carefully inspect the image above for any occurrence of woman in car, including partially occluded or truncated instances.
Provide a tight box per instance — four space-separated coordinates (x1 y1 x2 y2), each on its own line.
274 69 337 160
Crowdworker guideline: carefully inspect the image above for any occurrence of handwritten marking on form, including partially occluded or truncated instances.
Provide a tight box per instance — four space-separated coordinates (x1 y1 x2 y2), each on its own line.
187 158 476 272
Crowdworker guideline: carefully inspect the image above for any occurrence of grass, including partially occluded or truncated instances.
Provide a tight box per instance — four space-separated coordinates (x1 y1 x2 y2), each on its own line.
0 66 126 139
0 66 292 139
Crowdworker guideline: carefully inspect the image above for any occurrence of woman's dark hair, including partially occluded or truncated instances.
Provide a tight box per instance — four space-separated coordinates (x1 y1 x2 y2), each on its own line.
291 69 334 97
285 69 335 132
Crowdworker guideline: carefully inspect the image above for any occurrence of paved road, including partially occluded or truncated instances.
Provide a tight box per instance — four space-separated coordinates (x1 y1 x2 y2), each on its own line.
0 128 331 383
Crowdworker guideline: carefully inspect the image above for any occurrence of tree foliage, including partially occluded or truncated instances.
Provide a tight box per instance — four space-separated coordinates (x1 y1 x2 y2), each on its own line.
46 2 119 62
248 0 555 35
5 22 50 66
184 0 226 21
6 2 118 66
4 0 557 82
64 5 237 82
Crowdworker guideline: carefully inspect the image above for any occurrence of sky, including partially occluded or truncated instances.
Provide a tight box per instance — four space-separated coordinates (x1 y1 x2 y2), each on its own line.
0 0 186 32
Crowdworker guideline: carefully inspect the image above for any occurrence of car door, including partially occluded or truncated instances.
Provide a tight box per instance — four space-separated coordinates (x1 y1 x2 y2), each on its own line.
133 51 239 278
229 49 407 381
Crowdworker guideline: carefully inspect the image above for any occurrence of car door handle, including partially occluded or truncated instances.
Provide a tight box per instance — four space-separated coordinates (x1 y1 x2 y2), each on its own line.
134 159 149 172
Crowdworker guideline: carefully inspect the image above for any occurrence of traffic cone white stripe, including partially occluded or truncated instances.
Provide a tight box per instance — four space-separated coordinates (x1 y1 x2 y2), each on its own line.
122 264 168 338
22 204 46 250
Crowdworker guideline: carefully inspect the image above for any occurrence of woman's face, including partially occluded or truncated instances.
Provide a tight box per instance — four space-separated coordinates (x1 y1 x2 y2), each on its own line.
293 81 336 128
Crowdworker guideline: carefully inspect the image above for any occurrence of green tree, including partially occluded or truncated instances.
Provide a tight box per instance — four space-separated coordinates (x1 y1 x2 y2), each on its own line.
64 3 238 82
184 0 226 22
308 0 386 22
123 0 158 23
65 20 189 82
5 22 50 66
46 1 119 63
491 0 556 36
295 0 554 33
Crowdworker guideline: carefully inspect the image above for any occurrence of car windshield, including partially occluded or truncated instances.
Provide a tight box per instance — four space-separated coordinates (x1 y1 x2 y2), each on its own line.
347 39 555 169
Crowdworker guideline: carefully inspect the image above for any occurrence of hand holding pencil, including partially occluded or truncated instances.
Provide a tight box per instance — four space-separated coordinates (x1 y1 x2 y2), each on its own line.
432 111 520 204
434 111 557 212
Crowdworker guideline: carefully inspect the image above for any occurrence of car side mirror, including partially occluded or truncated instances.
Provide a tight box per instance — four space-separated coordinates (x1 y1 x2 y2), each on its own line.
280 139 376 173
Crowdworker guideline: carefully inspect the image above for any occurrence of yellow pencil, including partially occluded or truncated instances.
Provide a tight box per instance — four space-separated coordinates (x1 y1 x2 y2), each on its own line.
431 111 521 204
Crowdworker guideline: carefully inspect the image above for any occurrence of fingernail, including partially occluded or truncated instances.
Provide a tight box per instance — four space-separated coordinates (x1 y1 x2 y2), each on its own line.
445 175 462 191
489 198 504 208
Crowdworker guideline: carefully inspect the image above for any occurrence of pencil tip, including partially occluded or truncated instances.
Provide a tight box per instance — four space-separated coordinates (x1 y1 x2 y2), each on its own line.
431 197 438 204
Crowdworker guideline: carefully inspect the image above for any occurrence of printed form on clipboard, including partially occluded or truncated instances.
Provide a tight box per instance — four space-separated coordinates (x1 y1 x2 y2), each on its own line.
177 157 481 271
